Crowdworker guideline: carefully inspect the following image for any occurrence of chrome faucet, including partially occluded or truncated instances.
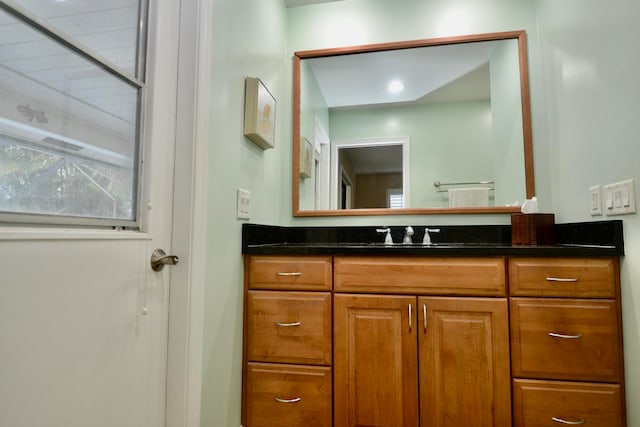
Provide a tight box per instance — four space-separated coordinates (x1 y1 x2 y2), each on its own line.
403 226 414 244
376 227 393 245
423 228 441 245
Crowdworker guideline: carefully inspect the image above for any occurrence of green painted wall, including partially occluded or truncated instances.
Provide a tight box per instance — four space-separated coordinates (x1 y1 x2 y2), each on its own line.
201 0 288 425
534 0 640 423
298 60 329 210
490 38 527 206
329 101 495 208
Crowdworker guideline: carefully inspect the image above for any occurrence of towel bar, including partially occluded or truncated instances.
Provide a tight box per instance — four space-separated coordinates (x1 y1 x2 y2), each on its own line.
434 180 494 188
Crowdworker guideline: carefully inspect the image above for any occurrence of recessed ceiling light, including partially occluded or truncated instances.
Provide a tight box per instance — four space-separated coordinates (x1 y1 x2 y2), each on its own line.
388 80 405 94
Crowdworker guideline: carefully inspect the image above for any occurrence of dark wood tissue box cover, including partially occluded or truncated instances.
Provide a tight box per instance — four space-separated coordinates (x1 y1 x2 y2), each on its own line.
511 213 556 245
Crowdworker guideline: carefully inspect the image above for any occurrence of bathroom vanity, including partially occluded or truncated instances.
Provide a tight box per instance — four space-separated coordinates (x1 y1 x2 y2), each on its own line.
241 222 626 427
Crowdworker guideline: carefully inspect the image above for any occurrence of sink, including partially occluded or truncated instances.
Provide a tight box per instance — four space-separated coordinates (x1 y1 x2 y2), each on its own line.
367 242 446 247
364 242 496 248
270 242 507 249
365 242 507 248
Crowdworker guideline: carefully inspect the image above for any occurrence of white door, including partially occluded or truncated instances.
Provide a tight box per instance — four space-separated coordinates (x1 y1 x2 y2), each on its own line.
0 0 205 426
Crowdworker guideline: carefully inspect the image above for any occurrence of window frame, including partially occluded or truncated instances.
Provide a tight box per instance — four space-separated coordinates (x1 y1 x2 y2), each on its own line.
0 0 149 229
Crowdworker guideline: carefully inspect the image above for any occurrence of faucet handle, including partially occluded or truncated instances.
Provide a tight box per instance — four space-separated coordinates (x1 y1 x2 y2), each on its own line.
376 227 393 245
423 228 441 245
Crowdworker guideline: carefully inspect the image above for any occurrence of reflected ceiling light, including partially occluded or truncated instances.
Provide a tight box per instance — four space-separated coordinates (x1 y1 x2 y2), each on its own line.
388 80 405 93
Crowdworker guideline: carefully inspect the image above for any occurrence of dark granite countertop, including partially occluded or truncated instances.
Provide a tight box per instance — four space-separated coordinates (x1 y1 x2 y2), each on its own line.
242 220 624 257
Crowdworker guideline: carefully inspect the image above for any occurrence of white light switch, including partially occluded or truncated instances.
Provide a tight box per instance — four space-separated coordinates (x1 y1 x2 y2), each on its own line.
604 179 636 216
589 185 602 216
614 189 622 208
622 185 630 207
237 188 251 220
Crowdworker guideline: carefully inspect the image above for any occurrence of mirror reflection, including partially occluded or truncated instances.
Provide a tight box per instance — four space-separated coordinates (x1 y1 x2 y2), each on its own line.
294 31 534 216
331 137 409 210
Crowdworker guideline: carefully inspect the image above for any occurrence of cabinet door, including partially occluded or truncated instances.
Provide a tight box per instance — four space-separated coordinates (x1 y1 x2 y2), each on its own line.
334 294 419 427
418 297 511 427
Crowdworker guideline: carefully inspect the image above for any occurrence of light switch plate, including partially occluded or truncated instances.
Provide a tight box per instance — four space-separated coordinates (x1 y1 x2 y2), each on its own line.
604 179 636 216
589 185 602 216
237 188 251 220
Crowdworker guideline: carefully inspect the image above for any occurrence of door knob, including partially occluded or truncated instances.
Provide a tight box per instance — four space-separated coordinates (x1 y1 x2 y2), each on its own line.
150 248 179 271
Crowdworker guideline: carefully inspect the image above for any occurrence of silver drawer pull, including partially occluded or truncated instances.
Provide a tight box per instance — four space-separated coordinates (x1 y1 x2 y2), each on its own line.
275 396 301 403
549 332 583 339
408 304 412 332
276 272 302 276
546 277 578 282
552 416 585 425
275 321 301 327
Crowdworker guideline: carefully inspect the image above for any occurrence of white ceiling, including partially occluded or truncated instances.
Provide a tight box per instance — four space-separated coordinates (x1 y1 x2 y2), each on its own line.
343 145 402 174
306 41 497 108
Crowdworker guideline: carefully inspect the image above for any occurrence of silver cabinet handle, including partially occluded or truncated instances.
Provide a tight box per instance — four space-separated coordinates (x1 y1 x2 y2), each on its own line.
423 304 427 332
275 321 301 327
276 272 302 276
275 397 301 403
549 332 583 339
546 277 578 282
552 416 585 425
408 304 412 332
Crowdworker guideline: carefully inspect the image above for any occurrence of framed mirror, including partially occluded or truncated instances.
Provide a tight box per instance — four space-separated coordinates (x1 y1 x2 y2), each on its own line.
293 30 535 216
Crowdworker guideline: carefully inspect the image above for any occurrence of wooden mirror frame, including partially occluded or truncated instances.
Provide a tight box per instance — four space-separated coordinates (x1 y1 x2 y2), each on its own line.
292 30 535 217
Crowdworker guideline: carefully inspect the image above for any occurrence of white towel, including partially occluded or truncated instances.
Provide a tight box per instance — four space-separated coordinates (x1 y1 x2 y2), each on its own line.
448 187 490 207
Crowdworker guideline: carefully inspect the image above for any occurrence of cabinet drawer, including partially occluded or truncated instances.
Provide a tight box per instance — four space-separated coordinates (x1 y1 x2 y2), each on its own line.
247 291 332 365
249 256 332 291
245 362 332 427
510 298 621 382
334 256 506 296
509 257 616 298
513 379 623 427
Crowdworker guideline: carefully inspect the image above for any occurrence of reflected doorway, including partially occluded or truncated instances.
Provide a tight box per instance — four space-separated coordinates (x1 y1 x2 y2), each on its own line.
331 137 410 209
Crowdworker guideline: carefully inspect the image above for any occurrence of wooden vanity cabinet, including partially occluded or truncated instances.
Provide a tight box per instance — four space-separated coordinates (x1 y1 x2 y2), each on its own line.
243 254 626 427
509 257 626 427
242 255 333 427
333 256 511 427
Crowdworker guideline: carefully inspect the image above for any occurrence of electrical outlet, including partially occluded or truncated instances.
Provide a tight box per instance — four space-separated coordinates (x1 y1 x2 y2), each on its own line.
237 188 251 220
604 179 636 216
589 185 602 216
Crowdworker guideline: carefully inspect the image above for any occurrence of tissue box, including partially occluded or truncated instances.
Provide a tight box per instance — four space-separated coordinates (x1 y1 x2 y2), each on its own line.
511 213 556 245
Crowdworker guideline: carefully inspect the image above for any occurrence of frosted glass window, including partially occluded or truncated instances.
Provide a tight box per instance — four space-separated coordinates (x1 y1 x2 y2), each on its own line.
0 5 141 224
7 0 142 76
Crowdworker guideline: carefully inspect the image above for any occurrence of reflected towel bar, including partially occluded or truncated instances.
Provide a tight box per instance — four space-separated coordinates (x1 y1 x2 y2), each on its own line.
434 180 494 187
434 181 495 193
